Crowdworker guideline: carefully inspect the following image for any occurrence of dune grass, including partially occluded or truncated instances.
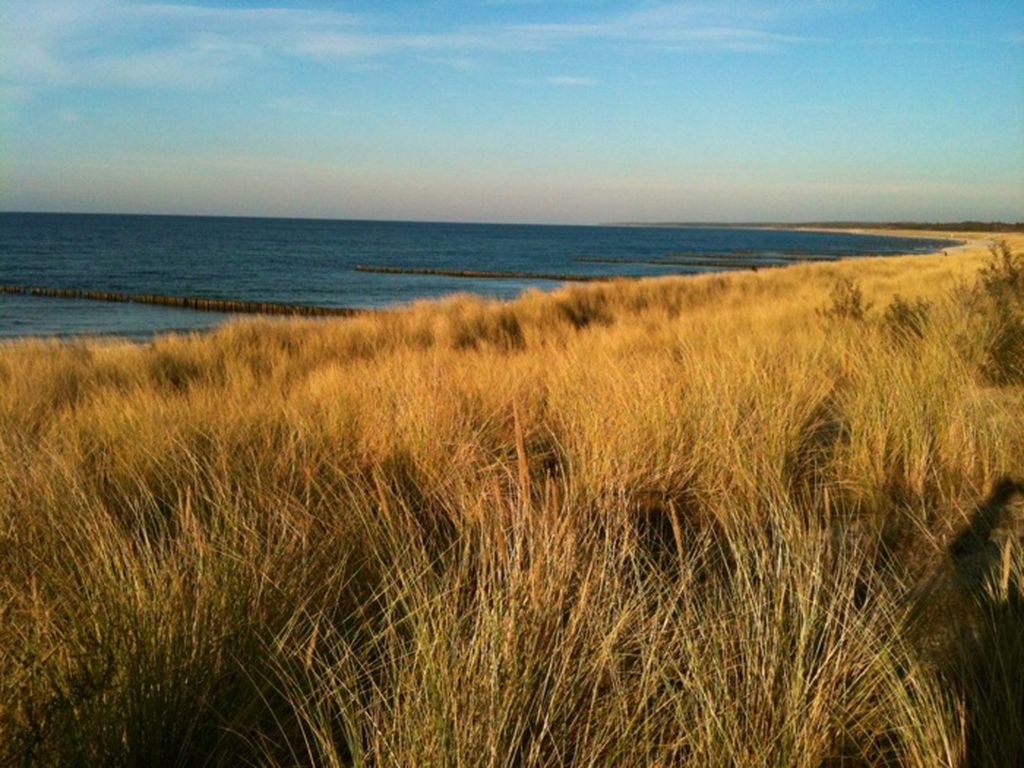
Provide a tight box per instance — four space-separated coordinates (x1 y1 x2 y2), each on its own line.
1 233 1023 766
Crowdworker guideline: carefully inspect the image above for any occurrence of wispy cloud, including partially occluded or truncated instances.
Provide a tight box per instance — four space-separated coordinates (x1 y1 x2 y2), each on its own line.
801 103 842 115
84 34 262 89
864 36 946 47
288 31 512 60
1 0 827 95
266 96 364 119
3 2 269 89
2 1 361 90
418 56 482 71
1 84 34 102
546 75 595 86
652 27 812 52
122 3 361 27
497 1 835 51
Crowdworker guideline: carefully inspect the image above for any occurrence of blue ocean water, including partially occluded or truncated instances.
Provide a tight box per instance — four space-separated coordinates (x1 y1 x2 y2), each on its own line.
0 213 955 339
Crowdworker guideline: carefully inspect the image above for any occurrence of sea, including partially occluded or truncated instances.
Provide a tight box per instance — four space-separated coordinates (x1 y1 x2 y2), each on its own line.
0 213 956 339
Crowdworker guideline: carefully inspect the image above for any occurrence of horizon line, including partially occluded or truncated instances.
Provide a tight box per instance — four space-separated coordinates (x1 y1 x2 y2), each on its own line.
2 209 1021 230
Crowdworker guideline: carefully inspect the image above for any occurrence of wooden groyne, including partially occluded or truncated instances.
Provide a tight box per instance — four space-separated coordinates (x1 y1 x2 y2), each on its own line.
0 285 361 317
575 257 755 269
574 257 803 270
354 266 624 282
573 250 849 269
664 252 833 263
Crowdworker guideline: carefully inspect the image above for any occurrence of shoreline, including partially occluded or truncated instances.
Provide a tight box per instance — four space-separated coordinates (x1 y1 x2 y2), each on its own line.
1 228 1011 345
787 225 986 254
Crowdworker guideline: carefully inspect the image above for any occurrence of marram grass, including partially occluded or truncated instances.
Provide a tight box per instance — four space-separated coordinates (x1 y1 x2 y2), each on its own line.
1 234 1023 766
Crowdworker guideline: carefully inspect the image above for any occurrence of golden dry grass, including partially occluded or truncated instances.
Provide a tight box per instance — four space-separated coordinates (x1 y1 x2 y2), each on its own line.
1 232 1023 766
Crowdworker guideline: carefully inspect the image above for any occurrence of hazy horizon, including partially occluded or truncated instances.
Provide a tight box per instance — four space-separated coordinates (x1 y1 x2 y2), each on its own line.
3 1 1023 224
3 210 1022 228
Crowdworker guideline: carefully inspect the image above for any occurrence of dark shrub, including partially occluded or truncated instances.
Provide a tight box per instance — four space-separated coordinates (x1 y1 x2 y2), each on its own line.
976 242 1024 385
820 278 872 322
883 295 931 343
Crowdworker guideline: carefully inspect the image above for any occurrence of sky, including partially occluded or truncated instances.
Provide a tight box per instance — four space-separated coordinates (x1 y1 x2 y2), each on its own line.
1 0 1023 224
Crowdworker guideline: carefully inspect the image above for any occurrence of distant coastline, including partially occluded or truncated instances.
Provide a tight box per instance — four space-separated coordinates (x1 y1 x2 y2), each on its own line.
1 215 954 339
603 220 1024 233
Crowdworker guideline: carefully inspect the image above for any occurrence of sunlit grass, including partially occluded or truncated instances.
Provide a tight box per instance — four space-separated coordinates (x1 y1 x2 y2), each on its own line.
1 233 1022 766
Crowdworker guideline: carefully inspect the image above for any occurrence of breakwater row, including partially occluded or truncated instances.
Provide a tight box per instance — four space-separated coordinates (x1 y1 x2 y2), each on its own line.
575 254 836 269
0 285 361 317
354 266 624 282
663 252 834 263
575 257 760 269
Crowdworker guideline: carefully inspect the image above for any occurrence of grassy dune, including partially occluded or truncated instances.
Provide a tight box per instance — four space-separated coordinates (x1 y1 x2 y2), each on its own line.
2 232 1023 766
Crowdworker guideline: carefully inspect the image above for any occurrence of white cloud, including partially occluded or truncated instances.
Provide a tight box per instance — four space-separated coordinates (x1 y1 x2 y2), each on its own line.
502 18 814 53
418 56 482 71
546 75 595 86
1 84 34 102
0 0 827 95
57 108 81 123
864 36 945 47
0 1 343 90
655 27 811 52
79 33 263 89
287 31 505 59
266 96 364 119
122 4 361 27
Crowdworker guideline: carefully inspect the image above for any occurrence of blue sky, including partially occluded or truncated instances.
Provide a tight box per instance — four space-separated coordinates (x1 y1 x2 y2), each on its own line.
2 0 1022 223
